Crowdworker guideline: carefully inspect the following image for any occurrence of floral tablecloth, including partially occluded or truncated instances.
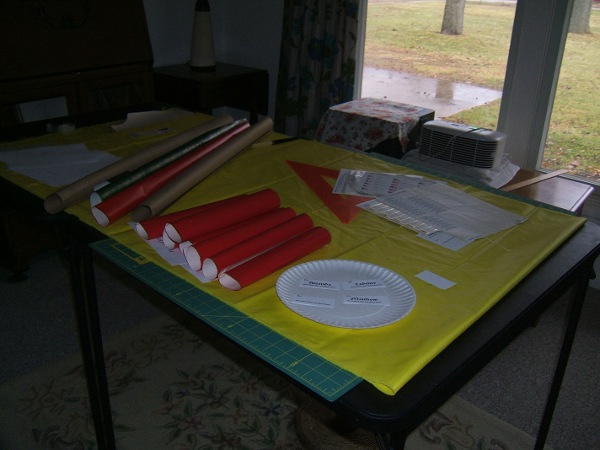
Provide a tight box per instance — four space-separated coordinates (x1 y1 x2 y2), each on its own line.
315 97 428 154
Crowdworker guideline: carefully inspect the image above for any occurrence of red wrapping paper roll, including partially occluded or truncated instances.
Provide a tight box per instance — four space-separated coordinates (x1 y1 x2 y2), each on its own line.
44 115 233 214
91 120 250 226
169 220 238 250
164 189 280 244
184 207 297 271
164 218 245 250
172 210 283 251
202 214 314 280
218 227 332 291
135 194 248 239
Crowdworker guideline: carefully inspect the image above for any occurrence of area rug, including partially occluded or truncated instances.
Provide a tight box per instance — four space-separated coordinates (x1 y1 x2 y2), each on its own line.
0 313 551 449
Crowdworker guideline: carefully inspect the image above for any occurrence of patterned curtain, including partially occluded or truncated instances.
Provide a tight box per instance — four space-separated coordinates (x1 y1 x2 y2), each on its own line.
274 0 360 139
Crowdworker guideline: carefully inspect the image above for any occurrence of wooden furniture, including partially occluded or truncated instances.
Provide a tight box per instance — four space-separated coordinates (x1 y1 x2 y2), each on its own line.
505 169 594 215
0 0 154 128
0 0 155 279
153 63 269 123
0 0 156 129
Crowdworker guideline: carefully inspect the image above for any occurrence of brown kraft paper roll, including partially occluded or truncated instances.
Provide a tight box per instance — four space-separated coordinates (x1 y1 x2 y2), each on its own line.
43 115 234 214
130 117 273 222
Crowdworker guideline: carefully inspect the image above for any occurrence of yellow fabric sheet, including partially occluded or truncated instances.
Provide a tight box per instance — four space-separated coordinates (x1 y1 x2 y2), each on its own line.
1 114 586 396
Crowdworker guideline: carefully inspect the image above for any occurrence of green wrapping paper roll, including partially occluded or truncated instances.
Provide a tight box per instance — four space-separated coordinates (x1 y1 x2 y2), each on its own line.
130 117 274 222
90 120 247 206
91 121 251 226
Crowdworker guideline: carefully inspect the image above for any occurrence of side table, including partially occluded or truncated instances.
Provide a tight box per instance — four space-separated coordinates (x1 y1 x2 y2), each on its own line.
504 169 594 215
153 63 269 123
315 97 434 158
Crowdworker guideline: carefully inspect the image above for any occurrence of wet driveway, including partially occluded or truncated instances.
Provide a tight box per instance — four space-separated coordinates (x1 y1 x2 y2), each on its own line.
360 66 503 118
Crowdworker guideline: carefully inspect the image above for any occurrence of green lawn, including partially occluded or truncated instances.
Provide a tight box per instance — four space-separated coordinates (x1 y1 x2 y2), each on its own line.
364 1 599 182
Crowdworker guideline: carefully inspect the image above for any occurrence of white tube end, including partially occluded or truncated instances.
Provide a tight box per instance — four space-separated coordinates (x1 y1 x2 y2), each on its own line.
202 258 218 281
218 272 241 291
135 223 149 240
164 223 182 243
162 229 177 249
91 207 109 226
89 192 102 207
184 246 202 272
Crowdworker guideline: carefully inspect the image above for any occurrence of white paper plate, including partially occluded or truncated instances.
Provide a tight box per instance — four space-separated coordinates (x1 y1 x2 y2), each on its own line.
276 260 416 329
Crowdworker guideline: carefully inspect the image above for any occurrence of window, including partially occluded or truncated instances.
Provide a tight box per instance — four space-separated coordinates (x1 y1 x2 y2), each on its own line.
543 8 599 184
357 0 598 187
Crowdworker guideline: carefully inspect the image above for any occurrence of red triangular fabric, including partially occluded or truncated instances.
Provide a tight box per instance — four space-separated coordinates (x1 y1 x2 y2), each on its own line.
285 160 370 223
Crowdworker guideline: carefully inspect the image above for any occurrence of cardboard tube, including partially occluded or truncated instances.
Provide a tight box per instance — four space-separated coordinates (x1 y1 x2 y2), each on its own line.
91 121 249 226
130 117 273 222
43 115 233 214
91 120 247 205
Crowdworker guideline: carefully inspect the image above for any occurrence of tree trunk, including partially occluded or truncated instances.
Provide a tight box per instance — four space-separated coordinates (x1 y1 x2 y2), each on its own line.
569 0 592 34
441 0 466 35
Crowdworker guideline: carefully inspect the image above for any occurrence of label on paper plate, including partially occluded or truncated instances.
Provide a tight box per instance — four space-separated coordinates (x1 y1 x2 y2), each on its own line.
290 294 335 308
291 276 391 308
342 279 387 290
343 294 390 306
299 278 341 290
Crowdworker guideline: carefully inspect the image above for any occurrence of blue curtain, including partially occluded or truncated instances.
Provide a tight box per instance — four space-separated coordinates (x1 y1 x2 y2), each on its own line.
274 0 360 139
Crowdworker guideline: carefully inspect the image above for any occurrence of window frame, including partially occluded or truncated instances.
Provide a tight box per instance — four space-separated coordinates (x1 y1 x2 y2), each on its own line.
355 0 576 171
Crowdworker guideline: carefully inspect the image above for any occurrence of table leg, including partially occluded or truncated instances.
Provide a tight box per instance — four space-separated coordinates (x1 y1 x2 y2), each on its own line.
386 431 407 449
67 230 115 450
534 270 592 450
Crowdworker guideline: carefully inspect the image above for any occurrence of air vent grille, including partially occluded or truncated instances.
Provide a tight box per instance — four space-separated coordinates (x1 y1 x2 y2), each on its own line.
420 121 506 169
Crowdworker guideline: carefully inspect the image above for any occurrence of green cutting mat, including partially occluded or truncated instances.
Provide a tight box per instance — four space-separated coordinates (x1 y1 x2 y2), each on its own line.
91 239 362 401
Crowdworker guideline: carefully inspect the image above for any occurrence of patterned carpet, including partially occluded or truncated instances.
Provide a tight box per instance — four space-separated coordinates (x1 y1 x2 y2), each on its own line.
0 313 551 450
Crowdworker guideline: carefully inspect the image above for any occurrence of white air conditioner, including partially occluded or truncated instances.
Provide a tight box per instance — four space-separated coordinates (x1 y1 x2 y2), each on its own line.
419 120 507 169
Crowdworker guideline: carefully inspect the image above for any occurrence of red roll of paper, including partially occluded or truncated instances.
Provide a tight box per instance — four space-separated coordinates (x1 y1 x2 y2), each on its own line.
91 120 250 226
218 227 332 291
135 194 248 239
184 207 297 271
202 214 314 280
183 217 255 247
174 219 249 251
164 189 281 244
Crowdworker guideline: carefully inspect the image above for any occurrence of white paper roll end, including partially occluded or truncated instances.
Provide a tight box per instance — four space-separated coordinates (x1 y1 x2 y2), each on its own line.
218 272 241 291
135 223 149 240
91 207 109 227
184 246 202 272
89 192 102 207
93 180 110 191
179 241 193 253
201 258 218 281
162 229 177 249
164 223 182 243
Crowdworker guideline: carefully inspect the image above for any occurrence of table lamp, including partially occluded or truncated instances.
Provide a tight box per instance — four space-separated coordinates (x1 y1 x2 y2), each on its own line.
190 0 216 71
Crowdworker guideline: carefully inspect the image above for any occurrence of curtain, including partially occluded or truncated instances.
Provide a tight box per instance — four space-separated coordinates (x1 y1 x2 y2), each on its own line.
274 0 360 139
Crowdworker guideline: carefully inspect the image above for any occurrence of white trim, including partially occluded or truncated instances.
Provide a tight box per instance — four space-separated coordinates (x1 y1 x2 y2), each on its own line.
497 0 575 169
354 0 369 100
